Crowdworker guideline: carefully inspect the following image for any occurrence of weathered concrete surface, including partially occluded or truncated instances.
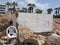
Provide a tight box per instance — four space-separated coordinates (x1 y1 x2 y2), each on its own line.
17 13 53 33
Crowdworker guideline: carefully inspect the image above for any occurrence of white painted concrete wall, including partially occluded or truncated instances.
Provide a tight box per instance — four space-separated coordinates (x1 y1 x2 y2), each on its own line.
17 13 53 33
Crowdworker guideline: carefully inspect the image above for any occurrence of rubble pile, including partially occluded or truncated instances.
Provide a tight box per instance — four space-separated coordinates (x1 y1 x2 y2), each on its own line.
0 15 13 31
18 26 46 45
43 18 60 45
53 18 60 35
0 15 13 45
44 34 60 45
0 14 60 45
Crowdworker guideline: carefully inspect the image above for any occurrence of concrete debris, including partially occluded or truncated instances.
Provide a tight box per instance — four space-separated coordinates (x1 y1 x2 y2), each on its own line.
0 15 13 32
44 34 60 45
53 29 60 35
53 18 60 35
0 15 60 45
23 38 39 45
18 26 46 45
18 26 33 42
43 18 60 45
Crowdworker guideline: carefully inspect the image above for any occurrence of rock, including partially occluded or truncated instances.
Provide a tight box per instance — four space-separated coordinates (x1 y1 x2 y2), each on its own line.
0 32 6 38
18 26 46 45
0 15 13 31
23 35 46 45
44 33 60 45
0 14 14 45
23 38 39 45
18 26 33 42
1 36 8 40
53 29 60 35
53 19 60 35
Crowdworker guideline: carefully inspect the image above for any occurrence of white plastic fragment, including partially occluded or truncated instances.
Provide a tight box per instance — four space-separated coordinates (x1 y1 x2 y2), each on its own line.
6 26 18 38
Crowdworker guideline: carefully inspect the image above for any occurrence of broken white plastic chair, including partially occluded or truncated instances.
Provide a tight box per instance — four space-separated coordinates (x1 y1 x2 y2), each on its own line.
6 26 18 38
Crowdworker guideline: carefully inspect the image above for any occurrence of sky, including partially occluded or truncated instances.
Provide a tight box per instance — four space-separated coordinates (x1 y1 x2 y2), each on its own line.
0 0 60 14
